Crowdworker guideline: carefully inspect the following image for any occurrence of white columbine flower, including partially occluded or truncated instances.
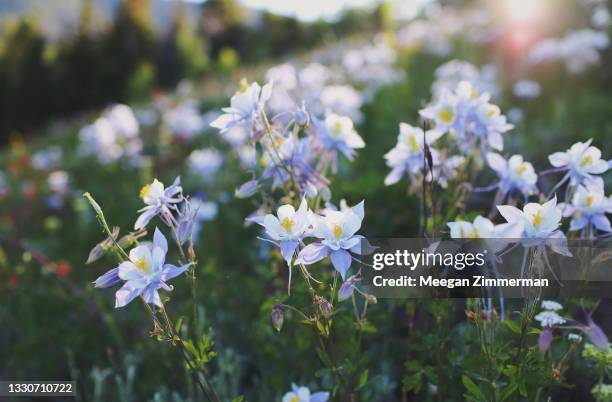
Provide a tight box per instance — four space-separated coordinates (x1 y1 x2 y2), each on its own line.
558 178 612 234
282 384 329 402
497 197 571 256
384 123 443 186
314 113 365 161
210 81 273 137
296 201 366 279
541 300 563 311
486 153 538 198
135 177 183 230
548 139 610 186
250 199 311 266
448 216 523 239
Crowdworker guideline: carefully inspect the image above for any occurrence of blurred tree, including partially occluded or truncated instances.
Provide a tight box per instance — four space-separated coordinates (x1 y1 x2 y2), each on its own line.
158 2 209 89
0 17 50 142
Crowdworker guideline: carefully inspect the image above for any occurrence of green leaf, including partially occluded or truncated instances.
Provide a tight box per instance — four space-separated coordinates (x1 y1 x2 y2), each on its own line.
175 316 185 334
504 320 521 334
500 384 518 401
462 375 485 401
358 370 369 388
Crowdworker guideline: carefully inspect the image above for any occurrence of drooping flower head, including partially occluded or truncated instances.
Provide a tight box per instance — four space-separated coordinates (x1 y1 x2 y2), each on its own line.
135 177 183 230
94 228 190 308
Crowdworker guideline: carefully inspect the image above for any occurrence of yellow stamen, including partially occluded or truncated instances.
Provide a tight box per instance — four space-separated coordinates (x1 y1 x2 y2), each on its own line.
532 213 544 227
332 224 343 239
139 184 151 200
585 195 594 207
439 109 454 123
516 163 527 174
468 229 480 239
289 397 299 402
235 78 250 95
280 217 294 232
135 258 151 273
580 155 593 167
408 135 420 153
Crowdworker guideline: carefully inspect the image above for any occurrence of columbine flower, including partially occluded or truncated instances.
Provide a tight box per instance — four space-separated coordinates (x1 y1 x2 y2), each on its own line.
135 177 183 230
296 200 366 279
419 92 458 134
313 113 365 162
384 123 443 186
497 197 571 256
558 179 612 235
486 153 538 199
210 81 273 137
164 102 205 141
338 272 362 301
541 300 563 311
448 216 523 239
282 384 329 402
568 333 583 343
248 199 310 266
94 228 190 307
548 139 610 186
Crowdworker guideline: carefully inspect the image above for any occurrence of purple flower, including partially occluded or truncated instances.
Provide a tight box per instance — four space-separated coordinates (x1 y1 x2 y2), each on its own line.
134 177 183 230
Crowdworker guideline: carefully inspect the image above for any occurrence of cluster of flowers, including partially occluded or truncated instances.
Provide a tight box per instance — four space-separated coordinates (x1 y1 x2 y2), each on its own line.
92 177 213 307
534 300 608 352
211 80 365 200
79 104 142 164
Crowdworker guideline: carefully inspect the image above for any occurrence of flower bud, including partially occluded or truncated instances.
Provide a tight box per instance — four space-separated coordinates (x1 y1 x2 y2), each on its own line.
316 296 333 318
271 303 284 332
235 180 260 199
366 295 377 304
465 310 477 321
294 109 309 127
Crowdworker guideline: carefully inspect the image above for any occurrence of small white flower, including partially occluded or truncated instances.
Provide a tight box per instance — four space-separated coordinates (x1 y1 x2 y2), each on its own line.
486 153 538 198
535 310 566 327
282 384 329 402
315 113 365 161
448 215 523 239
541 300 563 311
188 148 224 180
558 178 612 233
568 333 583 343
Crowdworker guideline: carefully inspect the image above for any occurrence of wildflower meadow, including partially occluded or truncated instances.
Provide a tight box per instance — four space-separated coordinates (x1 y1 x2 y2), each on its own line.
0 0 611 401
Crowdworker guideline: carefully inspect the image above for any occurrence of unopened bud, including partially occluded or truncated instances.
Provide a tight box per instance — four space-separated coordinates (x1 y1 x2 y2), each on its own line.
271 303 284 332
366 295 377 304
316 296 333 318
465 310 477 321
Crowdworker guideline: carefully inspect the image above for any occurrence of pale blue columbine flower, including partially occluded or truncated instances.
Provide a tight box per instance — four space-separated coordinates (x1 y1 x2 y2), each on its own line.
164 102 205 141
448 215 523 239
535 310 567 352
558 178 612 235
295 200 366 279
248 199 311 266
176 197 219 244
486 153 538 199
94 228 190 308
282 384 329 402
188 148 224 180
497 197 571 256
312 112 365 162
384 123 443 186
548 139 610 186
134 177 183 230
210 81 273 138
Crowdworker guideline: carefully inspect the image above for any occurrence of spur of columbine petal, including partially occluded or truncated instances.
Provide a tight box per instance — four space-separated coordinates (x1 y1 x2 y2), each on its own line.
247 198 311 266
295 200 369 279
558 178 612 235
93 228 191 308
282 384 329 402
497 197 571 256
548 139 610 186
135 177 183 230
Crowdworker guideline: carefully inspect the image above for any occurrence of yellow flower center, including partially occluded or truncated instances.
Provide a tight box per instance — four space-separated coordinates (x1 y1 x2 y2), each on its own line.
580 155 593 167
516 163 527 174
332 121 344 137
439 109 454 123
532 213 544 227
487 109 497 118
585 195 594 207
235 78 250 95
135 258 151 273
139 184 151 200
408 135 420 153
289 397 299 402
280 217 294 232
332 224 343 239
468 229 480 239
